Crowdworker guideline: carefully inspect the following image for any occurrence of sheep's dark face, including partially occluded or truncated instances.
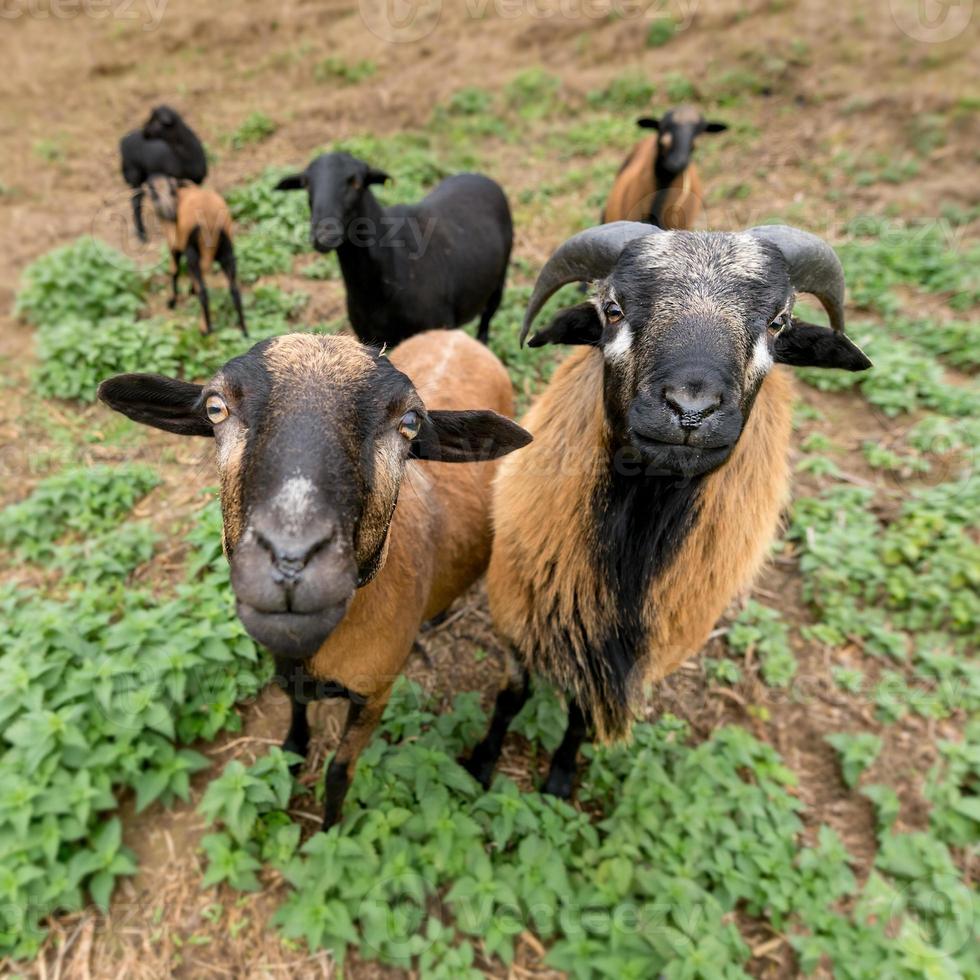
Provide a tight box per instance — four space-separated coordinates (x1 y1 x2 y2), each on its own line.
637 105 727 176
143 105 180 141
205 335 427 658
274 152 391 254
530 231 869 477
98 335 530 659
596 233 788 475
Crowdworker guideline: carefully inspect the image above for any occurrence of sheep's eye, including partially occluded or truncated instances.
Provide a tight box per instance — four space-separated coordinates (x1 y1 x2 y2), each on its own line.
768 311 790 337
348 175 362 189
398 410 420 440
604 302 624 324
205 395 229 424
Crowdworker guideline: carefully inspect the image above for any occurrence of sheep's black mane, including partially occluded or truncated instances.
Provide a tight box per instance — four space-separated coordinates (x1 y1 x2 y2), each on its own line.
589 464 705 733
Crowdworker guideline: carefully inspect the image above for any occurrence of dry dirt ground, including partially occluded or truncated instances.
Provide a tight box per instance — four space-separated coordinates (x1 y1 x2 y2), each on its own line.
0 0 977 977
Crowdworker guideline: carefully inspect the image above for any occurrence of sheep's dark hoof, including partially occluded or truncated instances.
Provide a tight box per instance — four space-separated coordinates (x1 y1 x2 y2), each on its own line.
541 767 574 800
460 753 494 790
320 810 342 833
166 298 177 309
420 610 448 633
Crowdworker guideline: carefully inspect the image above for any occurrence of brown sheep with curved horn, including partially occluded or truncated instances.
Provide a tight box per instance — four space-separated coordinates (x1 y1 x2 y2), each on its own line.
463 222 871 798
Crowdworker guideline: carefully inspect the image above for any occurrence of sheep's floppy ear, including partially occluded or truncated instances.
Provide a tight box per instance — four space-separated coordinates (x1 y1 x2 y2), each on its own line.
773 319 872 372
637 117 660 130
274 173 308 191
527 302 603 348
98 374 212 437
365 167 391 186
704 120 728 133
410 410 531 463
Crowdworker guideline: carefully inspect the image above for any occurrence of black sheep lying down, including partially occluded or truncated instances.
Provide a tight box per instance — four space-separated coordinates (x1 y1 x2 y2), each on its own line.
120 105 207 242
276 152 513 347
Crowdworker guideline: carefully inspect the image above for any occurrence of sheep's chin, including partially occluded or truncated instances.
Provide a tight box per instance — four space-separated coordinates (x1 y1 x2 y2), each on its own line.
627 438 733 477
236 602 349 660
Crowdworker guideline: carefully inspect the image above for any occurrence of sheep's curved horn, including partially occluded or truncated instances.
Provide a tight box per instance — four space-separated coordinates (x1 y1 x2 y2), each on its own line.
746 225 846 332
521 221 661 346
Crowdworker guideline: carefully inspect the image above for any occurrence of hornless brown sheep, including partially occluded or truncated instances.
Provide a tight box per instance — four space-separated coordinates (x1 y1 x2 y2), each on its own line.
146 175 246 336
99 331 530 828
602 106 727 229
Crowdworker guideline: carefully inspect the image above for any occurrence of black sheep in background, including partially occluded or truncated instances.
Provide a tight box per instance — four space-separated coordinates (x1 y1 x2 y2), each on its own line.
276 152 513 347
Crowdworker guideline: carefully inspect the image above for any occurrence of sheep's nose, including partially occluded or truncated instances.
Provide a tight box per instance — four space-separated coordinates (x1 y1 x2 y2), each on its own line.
663 382 723 429
254 522 336 583
312 219 343 252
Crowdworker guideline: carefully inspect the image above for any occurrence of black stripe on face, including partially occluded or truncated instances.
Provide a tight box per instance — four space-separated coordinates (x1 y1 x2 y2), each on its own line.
208 345 275 555
587 463 705 735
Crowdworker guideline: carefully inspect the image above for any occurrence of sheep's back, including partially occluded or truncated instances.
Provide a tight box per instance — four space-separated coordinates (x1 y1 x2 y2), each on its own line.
391 330 516 621
174 187 232 269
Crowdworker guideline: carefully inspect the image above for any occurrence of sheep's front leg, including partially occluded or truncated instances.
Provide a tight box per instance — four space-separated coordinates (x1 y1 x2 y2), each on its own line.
322 688 391 831
277 663 339 771
131 187 147 243
462 655 530 789
541 698 590 799
282 690 311 762
167 249 182 309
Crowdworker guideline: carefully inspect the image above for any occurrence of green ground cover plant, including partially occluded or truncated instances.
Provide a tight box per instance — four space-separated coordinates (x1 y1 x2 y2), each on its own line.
19 244 312 398
196 684 975 979
0 483 269 959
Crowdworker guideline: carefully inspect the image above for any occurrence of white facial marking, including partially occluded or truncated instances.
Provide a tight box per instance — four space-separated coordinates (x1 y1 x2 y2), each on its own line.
272 475 316 533
604 323 634 362
748 332 773 379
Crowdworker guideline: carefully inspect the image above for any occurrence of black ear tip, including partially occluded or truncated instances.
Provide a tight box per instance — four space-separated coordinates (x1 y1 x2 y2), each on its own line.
273 174 306 191
526 332 544 348
97 376 121 404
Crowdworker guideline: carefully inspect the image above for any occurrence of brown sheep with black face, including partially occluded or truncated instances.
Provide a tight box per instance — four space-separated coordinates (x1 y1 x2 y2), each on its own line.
98 331 530 829
602 105 728 230
145 175 246 336
463 222 871 798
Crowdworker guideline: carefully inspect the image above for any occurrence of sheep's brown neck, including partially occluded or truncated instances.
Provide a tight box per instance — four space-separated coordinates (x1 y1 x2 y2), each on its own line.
490 348 794 741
